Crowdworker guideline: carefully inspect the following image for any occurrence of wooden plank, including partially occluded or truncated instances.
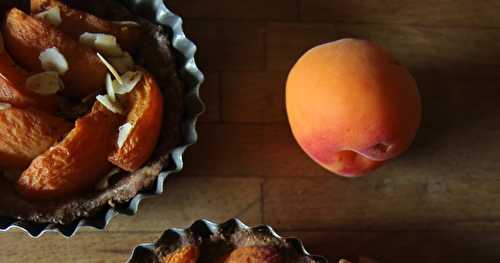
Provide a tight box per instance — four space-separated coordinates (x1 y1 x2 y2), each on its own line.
266 23 500 71
221 71 287 123
199 73 221 123
0 232 159 263
106 177 263 231
183 21 266 72
167 0 298 21
262 119 500 229
280 230 500 263
300 0 500 27
215 67 500 127
183 123 331 177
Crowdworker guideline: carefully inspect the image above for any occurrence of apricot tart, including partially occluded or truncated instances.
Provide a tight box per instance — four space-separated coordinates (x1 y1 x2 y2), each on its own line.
128 219 327 263
0 0 201 235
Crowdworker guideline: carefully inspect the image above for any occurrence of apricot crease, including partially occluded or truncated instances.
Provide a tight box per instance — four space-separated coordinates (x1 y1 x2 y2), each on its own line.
3 8 108 99
108 70 163 172
31 0 142 52
17 102 122 200
0 107 71 170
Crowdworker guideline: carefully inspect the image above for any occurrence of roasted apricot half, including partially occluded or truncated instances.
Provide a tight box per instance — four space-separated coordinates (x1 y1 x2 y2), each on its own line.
31 0 142 52
0 106 71 170
17 102 122 200
3 8 108 99
108 70 163 172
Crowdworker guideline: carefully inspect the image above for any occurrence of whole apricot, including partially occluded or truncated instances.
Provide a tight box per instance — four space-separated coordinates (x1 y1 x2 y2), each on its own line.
286 39 421 177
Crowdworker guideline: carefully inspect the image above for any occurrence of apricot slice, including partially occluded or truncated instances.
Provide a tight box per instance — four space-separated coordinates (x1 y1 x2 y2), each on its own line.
108 70 163 172
17 102 122 200
3 8 108 99
0 35 58 112
0 107 71 170
161 245 199 263
223 247 282 263
31 0 142 52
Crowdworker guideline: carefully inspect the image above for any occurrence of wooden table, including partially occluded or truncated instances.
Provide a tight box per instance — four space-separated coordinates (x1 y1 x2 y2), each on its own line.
2 1 500 262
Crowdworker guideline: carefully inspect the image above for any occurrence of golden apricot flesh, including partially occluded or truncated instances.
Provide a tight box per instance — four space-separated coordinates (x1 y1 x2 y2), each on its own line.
17 102 122 200
223 246 282 263
31 0 142 52
108 70 163 172
3 8 108 99
0 34 58 112
160 245 199 263
0 107 71 170
286 39 421 177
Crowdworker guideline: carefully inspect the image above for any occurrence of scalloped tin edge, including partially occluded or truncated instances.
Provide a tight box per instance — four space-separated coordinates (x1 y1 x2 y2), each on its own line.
0 0 205 237
127 218 328 263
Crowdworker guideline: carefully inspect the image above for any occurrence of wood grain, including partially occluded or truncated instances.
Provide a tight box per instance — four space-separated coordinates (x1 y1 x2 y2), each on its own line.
267 23 500 71
106 177 262 231
281 230 500 263
300 0 500 27
182 123 331 177
0 232 159 263
221 71 287 123
199 73 221 123
168 0 298 21
184 21 266 72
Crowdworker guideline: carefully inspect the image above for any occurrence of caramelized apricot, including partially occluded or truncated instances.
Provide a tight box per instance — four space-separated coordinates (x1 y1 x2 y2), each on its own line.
31 0 142 52
17 102 122 200
108 70 163 172
0 107 71 170
3 8 108 99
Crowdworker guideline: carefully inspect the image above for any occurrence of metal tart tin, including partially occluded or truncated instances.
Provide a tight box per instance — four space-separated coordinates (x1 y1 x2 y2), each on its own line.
0 0 204 237
127 218 328 263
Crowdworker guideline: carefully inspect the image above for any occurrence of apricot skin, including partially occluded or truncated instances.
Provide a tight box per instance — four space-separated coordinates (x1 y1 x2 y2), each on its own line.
17 102 122 200
3 8 108 99
108 70 163 172
0 107 71 170
286 38 421 177
31 0 142 52
161 245 199 263
223 246 282 263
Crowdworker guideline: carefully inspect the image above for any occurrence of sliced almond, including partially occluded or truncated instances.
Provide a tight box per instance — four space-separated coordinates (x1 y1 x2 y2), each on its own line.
79 32 98 47
0 103 11 110
39 47 69 75
26 71 64 95
111 21 140 27
97 52 123 85
79 33 123 57
95 34 123 57
105 74 116 102
109 52 133 74
96 94 123 114
113 71 143 95
34 6 62 26
116 122 134 149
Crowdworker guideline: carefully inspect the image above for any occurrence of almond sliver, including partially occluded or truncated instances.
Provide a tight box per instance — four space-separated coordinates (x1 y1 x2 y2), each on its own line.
117 122 134 148
26 71 64 95
96 94 123 114
109 52 133 74
39 47 68 75
0 103 11 110
97 52 123 85
113 71 143 95
35 6 62 26
105 74 116 102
